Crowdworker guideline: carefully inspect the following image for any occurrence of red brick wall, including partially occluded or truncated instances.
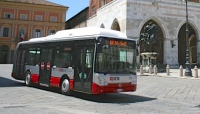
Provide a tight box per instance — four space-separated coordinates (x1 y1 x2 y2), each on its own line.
17 9 30 20
33 11 45 21
1 8 14 18
49 12 60 22
1 8 62 40
89 0 113 17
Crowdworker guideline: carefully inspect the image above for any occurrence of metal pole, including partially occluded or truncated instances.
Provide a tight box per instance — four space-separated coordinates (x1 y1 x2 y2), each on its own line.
184 0 192 76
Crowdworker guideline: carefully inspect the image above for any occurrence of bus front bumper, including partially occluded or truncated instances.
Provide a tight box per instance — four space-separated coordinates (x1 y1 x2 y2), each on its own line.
92 82 137 94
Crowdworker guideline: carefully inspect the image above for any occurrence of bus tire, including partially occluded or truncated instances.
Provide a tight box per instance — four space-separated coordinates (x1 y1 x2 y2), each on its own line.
25 71 32 86
60 78 72 96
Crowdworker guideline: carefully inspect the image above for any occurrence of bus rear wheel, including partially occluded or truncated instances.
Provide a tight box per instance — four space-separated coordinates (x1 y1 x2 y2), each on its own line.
60 79 72 95
25 72 32 86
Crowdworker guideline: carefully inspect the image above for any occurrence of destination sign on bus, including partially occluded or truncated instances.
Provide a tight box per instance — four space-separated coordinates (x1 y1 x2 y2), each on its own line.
109 40 127 47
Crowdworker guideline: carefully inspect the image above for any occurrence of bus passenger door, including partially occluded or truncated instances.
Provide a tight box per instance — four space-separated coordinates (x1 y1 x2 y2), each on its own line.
39 48 53 85
74 47 94 93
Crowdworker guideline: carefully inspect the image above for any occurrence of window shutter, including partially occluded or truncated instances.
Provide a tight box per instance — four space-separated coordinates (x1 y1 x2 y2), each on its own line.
19 28 22 36
10 14 14 19
32 29 36 38
20 28 25 34
0 27 3 37
40 29 43 37
48 30 51 35
9 28 12 37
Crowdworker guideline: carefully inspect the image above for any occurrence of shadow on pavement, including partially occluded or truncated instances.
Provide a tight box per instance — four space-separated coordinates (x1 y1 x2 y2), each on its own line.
31 86 156 104
0 76 24 87
72 92 156 104
196 105 200 108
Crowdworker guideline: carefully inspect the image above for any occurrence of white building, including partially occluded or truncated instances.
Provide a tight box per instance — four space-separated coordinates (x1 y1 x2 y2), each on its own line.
87 0 200 67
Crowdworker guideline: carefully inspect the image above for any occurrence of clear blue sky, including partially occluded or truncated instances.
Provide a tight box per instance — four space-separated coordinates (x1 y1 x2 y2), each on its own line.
48 0 90 21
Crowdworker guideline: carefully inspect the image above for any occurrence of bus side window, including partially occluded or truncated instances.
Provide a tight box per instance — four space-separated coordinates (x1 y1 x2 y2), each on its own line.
53 50 60 67
17 50 22 65
26 49 36 65
35 49 40 65
53 47 73 68
56 46 72 68
59 52 72 68
86 49 93 68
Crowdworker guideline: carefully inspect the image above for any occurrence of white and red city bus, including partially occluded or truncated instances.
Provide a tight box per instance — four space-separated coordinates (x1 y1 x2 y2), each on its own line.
11 27 137 95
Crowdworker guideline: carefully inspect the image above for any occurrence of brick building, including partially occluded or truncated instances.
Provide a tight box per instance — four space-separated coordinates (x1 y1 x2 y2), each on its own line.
65 0 114 29
89 0 114 17
0 0 68 63
65 7 89 29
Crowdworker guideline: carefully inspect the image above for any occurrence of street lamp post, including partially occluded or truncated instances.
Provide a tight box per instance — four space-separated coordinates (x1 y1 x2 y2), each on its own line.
184 0 192 76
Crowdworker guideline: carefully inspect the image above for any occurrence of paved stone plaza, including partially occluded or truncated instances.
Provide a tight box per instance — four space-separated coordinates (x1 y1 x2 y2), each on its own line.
0 64 200 114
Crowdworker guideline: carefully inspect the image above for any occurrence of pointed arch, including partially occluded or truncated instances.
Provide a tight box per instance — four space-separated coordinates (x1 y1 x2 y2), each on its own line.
138 16 168 39
178 22 198 65
139 19 164 64
111 18 120 31
176 20 199 41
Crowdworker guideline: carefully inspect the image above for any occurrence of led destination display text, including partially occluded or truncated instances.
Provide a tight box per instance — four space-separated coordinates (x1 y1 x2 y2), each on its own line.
109 40 127 47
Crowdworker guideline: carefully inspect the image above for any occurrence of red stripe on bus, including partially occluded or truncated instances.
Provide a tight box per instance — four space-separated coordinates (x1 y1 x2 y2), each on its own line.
70 79 74 90
50 76 61 88
31 74 39 83
92 83 137 94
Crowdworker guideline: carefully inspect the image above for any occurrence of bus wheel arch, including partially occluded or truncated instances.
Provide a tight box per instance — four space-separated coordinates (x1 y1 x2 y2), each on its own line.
25 71 32 86
60 75 72 95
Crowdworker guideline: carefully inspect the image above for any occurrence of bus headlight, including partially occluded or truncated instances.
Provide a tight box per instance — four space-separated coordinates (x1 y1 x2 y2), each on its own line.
98 76 108 86
131 76 137 84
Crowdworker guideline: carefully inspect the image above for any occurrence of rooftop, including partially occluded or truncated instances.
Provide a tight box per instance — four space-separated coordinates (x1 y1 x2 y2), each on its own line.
2 0 68 7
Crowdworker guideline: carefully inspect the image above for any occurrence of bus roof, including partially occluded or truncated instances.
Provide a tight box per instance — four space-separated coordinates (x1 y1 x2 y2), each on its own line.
28 27 128 42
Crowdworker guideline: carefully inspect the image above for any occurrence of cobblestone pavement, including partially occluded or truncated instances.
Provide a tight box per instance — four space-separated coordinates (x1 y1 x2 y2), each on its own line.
0 64 200 114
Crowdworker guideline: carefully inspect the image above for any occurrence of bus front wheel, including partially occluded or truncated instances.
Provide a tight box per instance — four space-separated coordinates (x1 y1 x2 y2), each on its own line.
60 79 72 95
25 72 32 86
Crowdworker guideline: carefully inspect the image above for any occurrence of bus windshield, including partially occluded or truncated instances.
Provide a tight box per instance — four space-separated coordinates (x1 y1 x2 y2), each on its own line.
95 37 137 74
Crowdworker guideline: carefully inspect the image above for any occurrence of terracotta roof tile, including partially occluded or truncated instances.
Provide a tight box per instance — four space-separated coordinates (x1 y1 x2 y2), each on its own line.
2 0 67 7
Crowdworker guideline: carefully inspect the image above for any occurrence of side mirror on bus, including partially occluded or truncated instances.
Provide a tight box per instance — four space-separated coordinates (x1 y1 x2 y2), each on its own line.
102 45 109 49
52 66 57 69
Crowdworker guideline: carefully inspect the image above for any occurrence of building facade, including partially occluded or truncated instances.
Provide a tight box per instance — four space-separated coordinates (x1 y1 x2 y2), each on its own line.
89 0 114 17
87 0 200 67
0 0 68 63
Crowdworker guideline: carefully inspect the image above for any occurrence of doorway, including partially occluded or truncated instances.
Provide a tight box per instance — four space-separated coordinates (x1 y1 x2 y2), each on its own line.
74 46 94 93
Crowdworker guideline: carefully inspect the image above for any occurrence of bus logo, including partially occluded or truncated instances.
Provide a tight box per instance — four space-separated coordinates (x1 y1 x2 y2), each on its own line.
110 77 120 81
119 84 122 87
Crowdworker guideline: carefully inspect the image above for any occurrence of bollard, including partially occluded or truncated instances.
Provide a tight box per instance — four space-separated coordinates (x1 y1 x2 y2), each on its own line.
194 66 198 78
154 65 157 75
179 65 183 77
140 65 143 75
166 65 170 76
149 65 152 74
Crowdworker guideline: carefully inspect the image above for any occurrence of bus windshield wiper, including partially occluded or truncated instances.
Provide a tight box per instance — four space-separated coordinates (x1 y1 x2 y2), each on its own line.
103 69 115 75
117 70 135 74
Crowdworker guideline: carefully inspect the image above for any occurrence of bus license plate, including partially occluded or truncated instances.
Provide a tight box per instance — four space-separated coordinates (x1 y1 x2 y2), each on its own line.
117 89 123 92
